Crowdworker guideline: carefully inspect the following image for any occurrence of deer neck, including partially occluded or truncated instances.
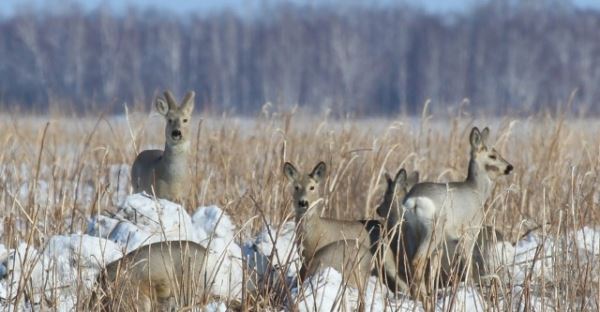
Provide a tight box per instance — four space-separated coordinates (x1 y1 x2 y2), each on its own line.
296 199 325 255
161 141 190 177
296 199 324 227
466 158 494 202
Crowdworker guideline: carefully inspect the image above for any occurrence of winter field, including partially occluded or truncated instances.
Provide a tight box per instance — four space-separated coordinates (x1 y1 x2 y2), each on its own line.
0 109 599 311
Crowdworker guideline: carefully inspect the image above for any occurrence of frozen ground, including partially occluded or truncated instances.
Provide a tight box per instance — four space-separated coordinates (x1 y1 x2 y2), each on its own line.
0 191 598 311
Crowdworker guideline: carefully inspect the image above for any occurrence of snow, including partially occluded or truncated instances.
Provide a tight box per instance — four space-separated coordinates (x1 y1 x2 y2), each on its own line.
574 226 600 255
435 287 485 312
92 194 247 300
0 236 121 311
247 222 301 278
243 221 301 295
1 193 599 311
108 164 131 205
292 267 420 312
192 205 241 256
202 301 228 312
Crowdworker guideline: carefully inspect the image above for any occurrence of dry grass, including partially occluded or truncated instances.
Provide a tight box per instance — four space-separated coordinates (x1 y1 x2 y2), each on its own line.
0 107 599 310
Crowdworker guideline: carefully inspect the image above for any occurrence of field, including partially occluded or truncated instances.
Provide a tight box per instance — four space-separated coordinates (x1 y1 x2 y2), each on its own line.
0 108 599 311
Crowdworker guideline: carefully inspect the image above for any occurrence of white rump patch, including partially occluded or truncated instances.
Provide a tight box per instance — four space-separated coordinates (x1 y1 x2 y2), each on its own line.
405 196 439 222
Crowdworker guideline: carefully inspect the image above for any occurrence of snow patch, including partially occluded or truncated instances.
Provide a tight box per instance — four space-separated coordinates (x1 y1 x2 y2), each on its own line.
574 226 600 255
113 193 196 246
0 236 121 311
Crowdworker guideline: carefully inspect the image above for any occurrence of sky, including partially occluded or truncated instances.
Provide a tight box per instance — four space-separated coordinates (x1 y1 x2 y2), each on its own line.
1 0 600 16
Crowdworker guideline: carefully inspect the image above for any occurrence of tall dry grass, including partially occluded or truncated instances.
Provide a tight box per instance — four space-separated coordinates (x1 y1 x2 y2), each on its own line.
0 106 598 310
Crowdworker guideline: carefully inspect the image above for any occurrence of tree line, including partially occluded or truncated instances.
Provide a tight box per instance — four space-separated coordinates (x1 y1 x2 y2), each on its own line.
0 1 598 115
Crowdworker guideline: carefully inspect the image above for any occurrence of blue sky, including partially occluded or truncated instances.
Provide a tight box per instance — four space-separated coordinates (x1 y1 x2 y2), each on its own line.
1 0 600 16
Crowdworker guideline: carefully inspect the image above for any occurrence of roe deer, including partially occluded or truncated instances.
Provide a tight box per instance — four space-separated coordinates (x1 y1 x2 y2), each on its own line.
376 169 419 230
131 90 195 203
95 240 208 312
402 127 513 301
375 168 420 282
305 239 374 290
378 169 509 290
283 161 408 293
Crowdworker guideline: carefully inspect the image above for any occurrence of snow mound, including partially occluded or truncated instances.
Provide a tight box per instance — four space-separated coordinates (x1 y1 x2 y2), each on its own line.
88 195 247 301
193 205 237 240
88 193 199 251
0 194 250 311
192 205 240 256
0 235 121 311
191 205 245 300
115 193 196 242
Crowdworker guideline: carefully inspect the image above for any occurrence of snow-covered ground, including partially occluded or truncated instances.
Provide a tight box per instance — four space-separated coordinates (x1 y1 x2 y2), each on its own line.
0 190 598 311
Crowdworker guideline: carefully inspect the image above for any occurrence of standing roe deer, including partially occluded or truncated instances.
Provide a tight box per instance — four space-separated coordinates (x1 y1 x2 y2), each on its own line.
94 240 208 312
283 161 408 292
131 90 195 203
402 127 513 301
376 169 507 287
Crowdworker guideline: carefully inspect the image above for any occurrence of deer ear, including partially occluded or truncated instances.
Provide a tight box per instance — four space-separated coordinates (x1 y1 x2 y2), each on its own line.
394 169 407 185
283 162 299 181
470 127 482 149
163 90 178 110
384 172 393 185
480 127 490 145
155 97 169 116
180 91 195 115
310 161 327 183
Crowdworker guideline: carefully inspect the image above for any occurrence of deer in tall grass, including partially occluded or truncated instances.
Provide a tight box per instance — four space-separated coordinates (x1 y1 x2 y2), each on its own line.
375 168 420 284
376 168 507 288
283 161 407 292
402 127 513 302
304 239 376 291
94 240 208 312
131 90 195 203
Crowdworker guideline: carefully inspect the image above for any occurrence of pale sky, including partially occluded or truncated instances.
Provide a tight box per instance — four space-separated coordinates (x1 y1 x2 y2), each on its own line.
1 0 599 16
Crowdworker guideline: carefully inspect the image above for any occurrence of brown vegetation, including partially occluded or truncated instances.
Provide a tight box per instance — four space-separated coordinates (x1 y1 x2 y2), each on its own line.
0 108 598 310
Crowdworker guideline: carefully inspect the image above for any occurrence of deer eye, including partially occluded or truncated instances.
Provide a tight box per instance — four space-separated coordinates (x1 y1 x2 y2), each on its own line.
294 185 300 191
183 119 188 123
309 186 315 191
168 119 173 123
489 155 497 160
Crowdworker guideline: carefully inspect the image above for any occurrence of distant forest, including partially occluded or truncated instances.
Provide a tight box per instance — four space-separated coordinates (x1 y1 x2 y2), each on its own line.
1 1 599 115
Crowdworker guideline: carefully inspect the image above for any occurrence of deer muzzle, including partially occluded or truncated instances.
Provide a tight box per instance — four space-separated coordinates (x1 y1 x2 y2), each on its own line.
171 130 182 141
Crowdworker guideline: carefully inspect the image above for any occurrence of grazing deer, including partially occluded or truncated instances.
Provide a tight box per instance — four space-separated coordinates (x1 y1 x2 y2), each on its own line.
283 161 408 293
131 90 195 203
94 240 208 312
402 127 513 301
